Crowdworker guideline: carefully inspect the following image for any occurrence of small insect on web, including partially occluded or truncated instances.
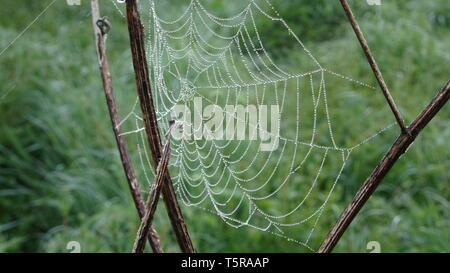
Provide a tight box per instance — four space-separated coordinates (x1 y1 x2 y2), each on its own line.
112 0 396 251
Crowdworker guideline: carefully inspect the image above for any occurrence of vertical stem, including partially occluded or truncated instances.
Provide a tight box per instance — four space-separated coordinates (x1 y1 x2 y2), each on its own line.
125 0 196 253
339 0 408 133
319 80 450 253
90 0 163 253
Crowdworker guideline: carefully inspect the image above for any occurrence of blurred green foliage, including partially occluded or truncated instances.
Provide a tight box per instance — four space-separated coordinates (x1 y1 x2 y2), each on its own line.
247 0 365 57
0 0 448 253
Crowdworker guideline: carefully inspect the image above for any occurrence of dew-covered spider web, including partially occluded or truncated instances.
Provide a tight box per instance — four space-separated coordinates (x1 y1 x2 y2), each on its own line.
111 0 396 251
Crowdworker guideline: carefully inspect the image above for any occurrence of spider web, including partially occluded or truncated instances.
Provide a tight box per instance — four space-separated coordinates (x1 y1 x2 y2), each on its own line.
111 0 395 251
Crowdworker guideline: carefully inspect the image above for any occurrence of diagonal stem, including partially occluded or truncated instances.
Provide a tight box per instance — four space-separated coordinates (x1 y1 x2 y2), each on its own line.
133 122 179 253
319 80 450 253
90 0 163 253
125 0 196 253
339 0 408 133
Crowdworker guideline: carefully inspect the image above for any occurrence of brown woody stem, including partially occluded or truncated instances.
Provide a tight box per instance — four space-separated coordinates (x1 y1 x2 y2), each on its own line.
133 123 178 253
90 0 163 253
125 0 196 253
319 80 450 253
339 0 408 133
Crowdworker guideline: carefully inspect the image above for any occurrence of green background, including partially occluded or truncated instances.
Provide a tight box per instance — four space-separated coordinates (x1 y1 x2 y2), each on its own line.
0 0 449 252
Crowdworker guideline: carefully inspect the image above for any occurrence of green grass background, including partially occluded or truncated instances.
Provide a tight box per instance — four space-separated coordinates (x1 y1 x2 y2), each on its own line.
0 0 449 252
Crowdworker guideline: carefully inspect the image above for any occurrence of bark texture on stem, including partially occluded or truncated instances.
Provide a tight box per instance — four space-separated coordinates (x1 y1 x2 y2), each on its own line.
319 80 450 253
125 0 196 253
90 0 163 253
133 123 178 253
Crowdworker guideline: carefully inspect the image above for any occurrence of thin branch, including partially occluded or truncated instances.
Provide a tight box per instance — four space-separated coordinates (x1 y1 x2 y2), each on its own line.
125 0 196 253
318 80 450 253
90 0 163 253
339 0 408 133
133 122 181 253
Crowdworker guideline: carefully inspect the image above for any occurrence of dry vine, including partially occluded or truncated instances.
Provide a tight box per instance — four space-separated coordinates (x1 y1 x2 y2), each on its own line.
124 0 196 253
318 0 450 252
89 0 163 253
133 121 182 253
